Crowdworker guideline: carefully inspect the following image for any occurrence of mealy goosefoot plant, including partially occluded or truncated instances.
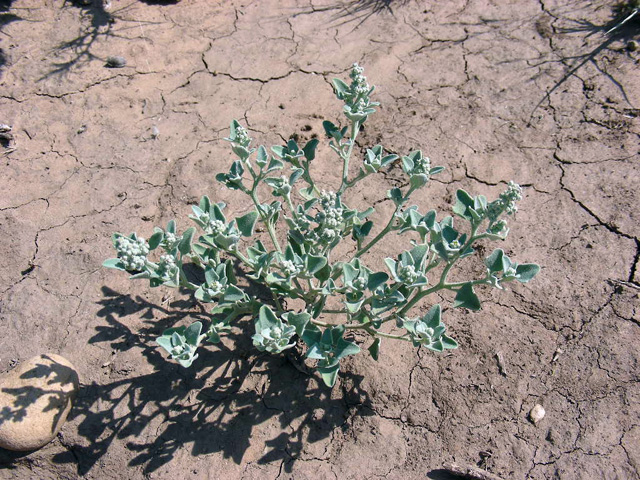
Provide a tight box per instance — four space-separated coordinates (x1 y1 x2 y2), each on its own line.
104 63 540 387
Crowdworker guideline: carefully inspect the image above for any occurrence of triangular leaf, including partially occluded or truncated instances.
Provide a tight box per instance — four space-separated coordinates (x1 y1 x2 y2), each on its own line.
368 338 381 361
453 283 481 311
236 211 259 237
284 312 311 337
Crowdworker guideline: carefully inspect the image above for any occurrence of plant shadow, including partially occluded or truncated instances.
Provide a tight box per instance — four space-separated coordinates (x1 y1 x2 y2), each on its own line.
529 1 639 121
0 286 373 475
40 0 161 80
292 0 410 30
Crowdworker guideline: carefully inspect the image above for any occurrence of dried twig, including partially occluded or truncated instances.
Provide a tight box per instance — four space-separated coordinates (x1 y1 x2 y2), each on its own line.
442 462 506 480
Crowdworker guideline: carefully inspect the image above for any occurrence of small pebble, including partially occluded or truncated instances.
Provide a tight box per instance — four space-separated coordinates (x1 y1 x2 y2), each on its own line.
150 125 160 139
105 56 127 68
77 125 87 134
529 404 546 424
0 124 11 133
627 40 638 52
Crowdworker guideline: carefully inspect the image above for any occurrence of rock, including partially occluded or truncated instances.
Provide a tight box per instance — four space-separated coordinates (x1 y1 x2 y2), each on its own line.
105 56 126 68
0 354 79 451
529 404 545 425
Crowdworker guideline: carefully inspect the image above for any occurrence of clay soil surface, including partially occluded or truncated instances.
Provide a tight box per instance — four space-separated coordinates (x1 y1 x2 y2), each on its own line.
1 1 639 479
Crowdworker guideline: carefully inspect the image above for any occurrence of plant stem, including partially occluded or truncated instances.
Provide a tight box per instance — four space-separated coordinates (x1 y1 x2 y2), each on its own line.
249 189 282 253
354 186 416 258
338 120 360 194
371 331 411 342
396 226 481 317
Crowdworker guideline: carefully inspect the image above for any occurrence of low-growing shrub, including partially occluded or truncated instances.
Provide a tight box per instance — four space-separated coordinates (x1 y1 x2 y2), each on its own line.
104 63 539 387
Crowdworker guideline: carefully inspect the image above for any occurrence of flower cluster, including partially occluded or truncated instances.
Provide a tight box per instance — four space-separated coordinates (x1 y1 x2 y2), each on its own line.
156 255 179 283
207 219 227 236
500 181 523 215
114 235 149 271
411 155 431 175
281 259 301 278
252 324 296 354
234 124 251 147
314 191 344 244
414 323 437 344
398 265 419 284
162 231 180 251
348 63 371 114
204 280 224 298
488 181 523 220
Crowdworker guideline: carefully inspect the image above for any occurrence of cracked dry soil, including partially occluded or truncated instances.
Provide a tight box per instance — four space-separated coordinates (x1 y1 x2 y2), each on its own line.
0 1 638 479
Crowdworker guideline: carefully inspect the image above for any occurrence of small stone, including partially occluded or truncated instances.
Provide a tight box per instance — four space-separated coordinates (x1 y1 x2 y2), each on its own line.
627 40 638 52
0 124 11 133
529 404 545 425
0 354 79 451
105 56 126 68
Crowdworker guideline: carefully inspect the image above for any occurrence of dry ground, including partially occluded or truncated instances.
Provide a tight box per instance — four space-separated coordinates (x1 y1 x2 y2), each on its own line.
0 0 638 479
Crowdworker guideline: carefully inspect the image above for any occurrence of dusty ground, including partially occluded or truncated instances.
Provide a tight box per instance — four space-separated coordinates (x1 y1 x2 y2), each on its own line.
0 0 638 479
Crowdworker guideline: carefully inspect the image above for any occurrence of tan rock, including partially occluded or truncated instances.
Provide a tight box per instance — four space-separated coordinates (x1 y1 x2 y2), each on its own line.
0 354 79 451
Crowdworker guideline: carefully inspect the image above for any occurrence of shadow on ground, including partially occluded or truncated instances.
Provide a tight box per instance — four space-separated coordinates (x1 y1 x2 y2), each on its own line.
529 1 639 120
0 287 373 475
40 0 164 80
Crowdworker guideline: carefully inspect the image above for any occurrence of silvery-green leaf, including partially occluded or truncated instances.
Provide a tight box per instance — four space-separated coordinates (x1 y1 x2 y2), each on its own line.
256 305 279 332
305 254 327 275
422 304 441 328
289 168 305 185
222 284 245 303
388 187 403 204
441 334 458 349
184 322 203 345
332 78 350 97
410 174 428 189
368 338 381 361
322 120 342 140
179 228 195 255
311 296 327 318
103 258 126 271
314 263 331 282
303 139 319 161
409 244 429 269
453 283 481 311
334 337 360 360
384 258 399 281
381 154 398 166
485 249 505 273
367 272 388 291
149 231 163 250
266 157 284 172
342 263 358 285
256 145 268 167
456 197 477 224
284 312 311 337
515 264 540 283
236 211 258 237
301 323 322 347
318 363 340 387
199 196 211 213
